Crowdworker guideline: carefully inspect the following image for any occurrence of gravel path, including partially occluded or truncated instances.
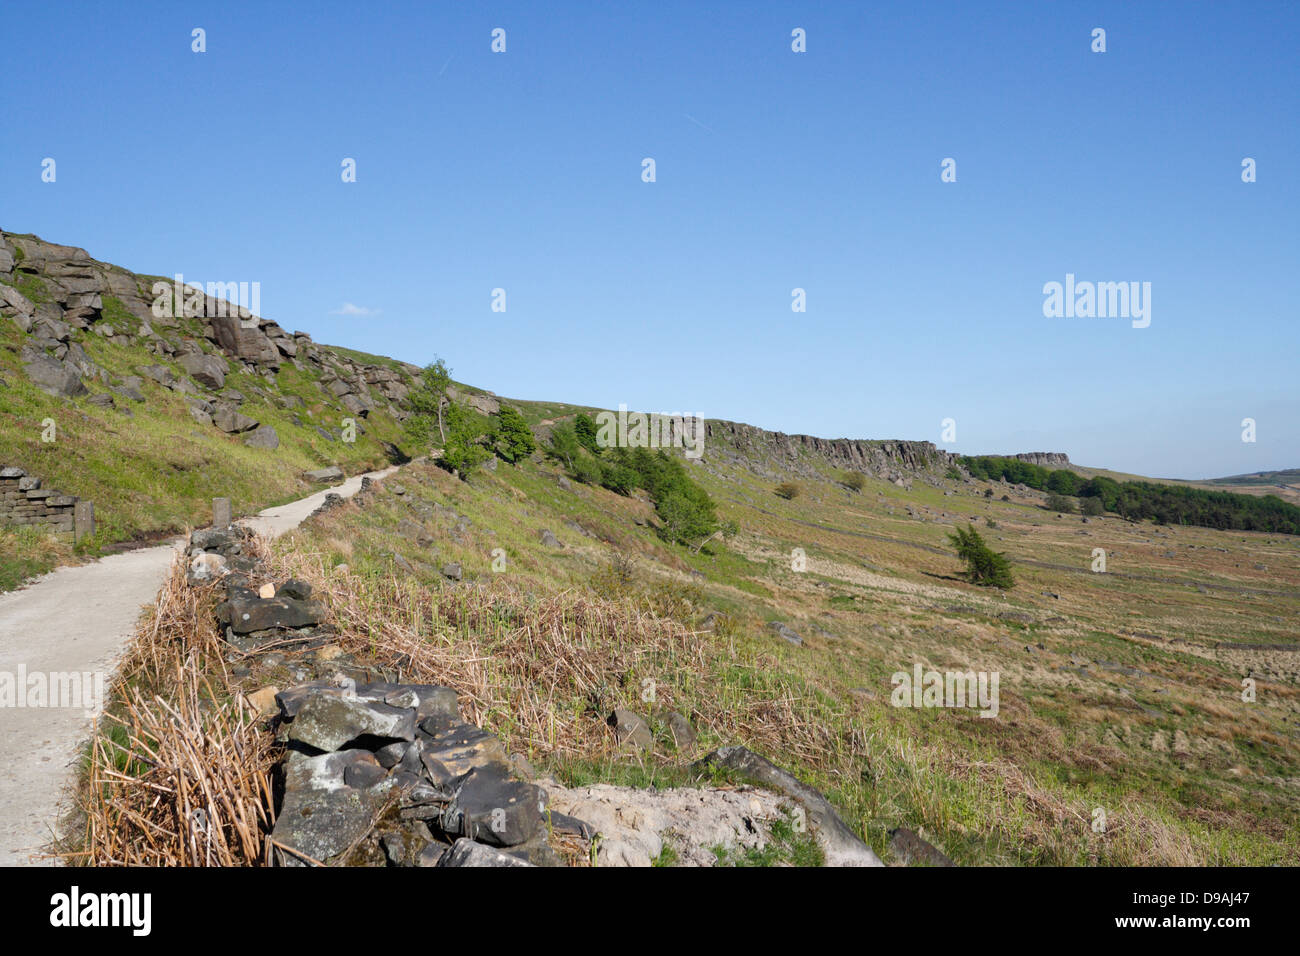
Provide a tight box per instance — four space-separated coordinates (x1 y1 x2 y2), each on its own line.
0 465 398 865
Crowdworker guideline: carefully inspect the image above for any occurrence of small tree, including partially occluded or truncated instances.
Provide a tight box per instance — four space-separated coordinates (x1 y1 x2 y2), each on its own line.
775 481 801 500
574 413 601 455
545 423 582 472
843 472 866 492
1080 496 1105 516
494 404 536 463
408 357 452 445
948 524 1014 589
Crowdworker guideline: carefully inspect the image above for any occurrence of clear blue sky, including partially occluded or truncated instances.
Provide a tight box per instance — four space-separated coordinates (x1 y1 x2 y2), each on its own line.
3 1 1296 479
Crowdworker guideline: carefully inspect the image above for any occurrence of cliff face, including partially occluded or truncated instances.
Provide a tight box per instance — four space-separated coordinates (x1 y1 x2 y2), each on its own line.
703 420 956 482
1012 452 1072 468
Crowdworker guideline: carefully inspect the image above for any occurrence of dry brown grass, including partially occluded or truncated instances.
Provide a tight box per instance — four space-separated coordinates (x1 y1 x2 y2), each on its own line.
69 552 276 866
268 545 852 771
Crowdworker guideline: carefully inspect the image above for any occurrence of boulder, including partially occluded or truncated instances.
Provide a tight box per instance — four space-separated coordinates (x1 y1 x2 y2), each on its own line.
178 352 227 389
22 352 86 397
213 405 259 433
665 711 697 750
608 708 653 752
244 425 279 449
538 528 562 548
208 314 281 368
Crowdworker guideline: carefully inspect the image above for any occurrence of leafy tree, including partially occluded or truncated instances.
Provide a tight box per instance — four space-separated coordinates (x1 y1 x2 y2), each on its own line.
439 401 490 476
948 525 1014 588
1044 492 1075 514
656 486 717 544
843 472 866 492
407 357 452 446
1080 496 1104 516
493 404 536 463
775 482 801 500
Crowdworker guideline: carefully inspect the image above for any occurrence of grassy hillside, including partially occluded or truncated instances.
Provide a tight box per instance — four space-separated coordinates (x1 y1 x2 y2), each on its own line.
259 434 1300 865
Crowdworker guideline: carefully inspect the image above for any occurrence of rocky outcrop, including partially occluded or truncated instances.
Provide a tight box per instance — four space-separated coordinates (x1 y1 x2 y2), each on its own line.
704 420 955 482
0 229 420 450
1012 452 1071 468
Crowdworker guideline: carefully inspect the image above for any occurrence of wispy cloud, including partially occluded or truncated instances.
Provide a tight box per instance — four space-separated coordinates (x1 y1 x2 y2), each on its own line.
331 302 381 317
684 113 714 133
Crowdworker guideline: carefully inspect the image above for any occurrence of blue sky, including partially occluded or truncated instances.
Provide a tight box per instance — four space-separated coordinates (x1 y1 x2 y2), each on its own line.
3 1 1296 479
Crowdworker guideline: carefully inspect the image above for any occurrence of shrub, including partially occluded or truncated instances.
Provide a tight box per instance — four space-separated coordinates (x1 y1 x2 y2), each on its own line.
1044 492 1075 514
983 488 994 498
574 413 601 455
775 482 801 500
1080 496 1105 516
843 472 866 493
947 525 1014 589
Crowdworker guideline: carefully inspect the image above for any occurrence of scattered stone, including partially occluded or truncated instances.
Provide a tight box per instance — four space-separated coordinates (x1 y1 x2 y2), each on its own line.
768 621 803 646
608 708 653 752
664 711 697 750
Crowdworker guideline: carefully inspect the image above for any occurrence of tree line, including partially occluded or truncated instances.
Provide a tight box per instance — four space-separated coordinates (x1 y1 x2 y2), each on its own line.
961 456 1300 535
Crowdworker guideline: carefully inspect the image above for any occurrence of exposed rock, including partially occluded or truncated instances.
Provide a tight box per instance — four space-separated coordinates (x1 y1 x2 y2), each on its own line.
768 621 803 646
288 693 417 752
213 406 259 433
21 352 86 397
665 711 697 750
244 425 279 449
436 838 534 868
538 528 562 548
178 351 227 389
694 746 883 867
304 466 344 483
215 594 324 634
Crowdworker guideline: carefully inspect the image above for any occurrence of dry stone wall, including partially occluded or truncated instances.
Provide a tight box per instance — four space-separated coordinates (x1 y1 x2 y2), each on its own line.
0 466 78 541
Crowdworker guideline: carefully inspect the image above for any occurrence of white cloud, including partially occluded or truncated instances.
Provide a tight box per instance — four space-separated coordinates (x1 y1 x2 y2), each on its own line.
332 302 380 317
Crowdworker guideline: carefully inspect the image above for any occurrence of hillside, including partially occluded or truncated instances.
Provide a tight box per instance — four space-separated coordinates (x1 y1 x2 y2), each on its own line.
4 231 1298 867
0 229 433 585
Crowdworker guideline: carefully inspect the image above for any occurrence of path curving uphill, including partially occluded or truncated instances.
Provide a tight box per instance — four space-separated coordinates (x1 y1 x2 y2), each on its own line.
0 465 399 865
